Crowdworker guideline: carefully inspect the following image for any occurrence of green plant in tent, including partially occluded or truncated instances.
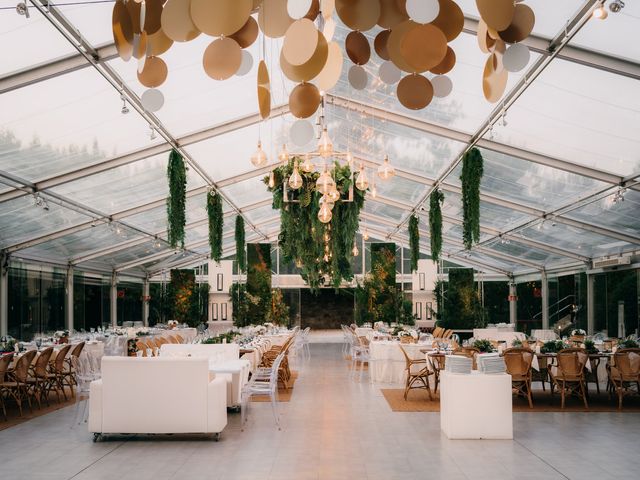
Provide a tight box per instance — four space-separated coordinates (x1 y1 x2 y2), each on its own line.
207 190 223 263
408 214 420 273
167 149 187 248
235 215 246 273
460 148 483 250
264 158 365 291
429 188 444 261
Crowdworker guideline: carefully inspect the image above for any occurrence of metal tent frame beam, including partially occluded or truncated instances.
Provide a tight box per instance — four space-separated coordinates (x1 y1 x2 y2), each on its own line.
28 0 268 243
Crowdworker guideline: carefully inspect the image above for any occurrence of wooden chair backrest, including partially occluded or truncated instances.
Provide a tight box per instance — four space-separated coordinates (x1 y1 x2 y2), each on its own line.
503 347 533 377
614 348 640 377
0 353 14 382
70 341 85 358
136 341 148 357
33 347 54 377
13 350 37 382
53 344 72 373
557 348 587 379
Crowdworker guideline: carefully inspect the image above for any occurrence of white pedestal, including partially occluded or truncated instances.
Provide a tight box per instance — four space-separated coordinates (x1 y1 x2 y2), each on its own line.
440 371 513 440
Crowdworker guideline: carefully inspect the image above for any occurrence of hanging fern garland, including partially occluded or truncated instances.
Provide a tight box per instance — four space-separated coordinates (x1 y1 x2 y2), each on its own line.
429 188 444 262
235 215 246 273
207 190 223 263
460 147 484 250
264 158 365 290
167 149 187 249
408 214 420 273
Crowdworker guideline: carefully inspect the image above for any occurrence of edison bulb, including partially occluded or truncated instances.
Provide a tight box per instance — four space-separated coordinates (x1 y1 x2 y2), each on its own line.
363 229 369 241
301 153 314 173
316 167 335 195
355 166 369 191
317 127 334 158
377 155 395 180
352 243 359 256
278 144 290 164
370 182 377 198
346 150 353 167
250 140 268 167
320 194 335 211
288 160 303 190
268 170 275 188
318 203 333 223
327 185 340 202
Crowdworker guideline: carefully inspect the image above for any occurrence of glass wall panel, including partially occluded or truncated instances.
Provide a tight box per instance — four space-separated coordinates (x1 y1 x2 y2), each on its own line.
8 266 66 340
593 269 639 337
116 281 143 326
516 280 542 334
73 273 111 331
483 281 510 325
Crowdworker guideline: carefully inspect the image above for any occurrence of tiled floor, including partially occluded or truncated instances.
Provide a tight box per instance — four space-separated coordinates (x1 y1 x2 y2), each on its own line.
1 342 638 480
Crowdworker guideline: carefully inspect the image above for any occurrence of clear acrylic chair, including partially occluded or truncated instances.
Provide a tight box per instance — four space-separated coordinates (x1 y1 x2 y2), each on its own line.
349 333 370 382
241 351 285 430
71 352 101 427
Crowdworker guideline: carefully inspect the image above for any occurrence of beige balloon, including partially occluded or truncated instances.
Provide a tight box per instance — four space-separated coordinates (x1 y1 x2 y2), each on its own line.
191 0 252 37
257 60 271 119
313 41 343 91
203 37 242 80
258 0 293 38
161 0 200 42
482 54 508 103
283 19 320 66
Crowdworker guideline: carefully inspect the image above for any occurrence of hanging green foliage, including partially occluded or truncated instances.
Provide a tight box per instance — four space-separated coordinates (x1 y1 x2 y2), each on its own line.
167 149 187 248
207 190 223 263
235 215 246 273
460 147 484 250
264 158 365 291
429 188 444 261
408 215 420 273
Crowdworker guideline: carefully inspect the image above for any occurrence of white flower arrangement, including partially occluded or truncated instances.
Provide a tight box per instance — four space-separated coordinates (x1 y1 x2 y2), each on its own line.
54 330 69 338
398 330 412 337
571 329 586 336
168 320 179 327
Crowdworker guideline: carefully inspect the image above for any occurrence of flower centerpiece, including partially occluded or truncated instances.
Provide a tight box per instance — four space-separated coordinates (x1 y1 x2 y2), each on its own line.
617 338 639 349
398 330 414 344
54 330 69 344
570 328 586 343
583 339 599 354
540 340 571 354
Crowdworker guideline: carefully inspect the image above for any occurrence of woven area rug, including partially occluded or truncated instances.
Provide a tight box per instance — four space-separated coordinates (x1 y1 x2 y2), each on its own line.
381 388 640 413
1 389 77 431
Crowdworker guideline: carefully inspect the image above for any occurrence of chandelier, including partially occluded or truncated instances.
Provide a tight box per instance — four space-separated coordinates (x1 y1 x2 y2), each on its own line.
251 104 395 224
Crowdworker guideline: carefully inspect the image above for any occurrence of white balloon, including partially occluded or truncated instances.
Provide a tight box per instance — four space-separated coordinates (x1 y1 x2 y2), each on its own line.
290 119 315 146
406 0 439 24
431 75 453 98
323 17 336 41
141 88 164 112
287 0 312 20
236 50 254 76
379 61 401 85
348 65 368 90
503 43 530 72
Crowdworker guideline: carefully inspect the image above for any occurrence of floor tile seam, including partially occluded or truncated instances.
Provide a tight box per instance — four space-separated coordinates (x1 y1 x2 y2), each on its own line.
65 439 129 480
512 438 571 480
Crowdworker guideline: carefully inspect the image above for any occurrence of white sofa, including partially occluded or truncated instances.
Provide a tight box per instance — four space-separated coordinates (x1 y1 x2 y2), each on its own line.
88 357 227 440
159 343 250 408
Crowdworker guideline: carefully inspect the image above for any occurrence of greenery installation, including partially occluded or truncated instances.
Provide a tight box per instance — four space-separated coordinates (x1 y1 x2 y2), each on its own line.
246 243 272 325
429 188 444 261
265 158 365 290
435 268 486 330
408 214 420 273
167 149 187 248
167 269 210 327
355 243 414 326
460 148 484 250
207 190 223 263
266 288 291 326
235 215 246 273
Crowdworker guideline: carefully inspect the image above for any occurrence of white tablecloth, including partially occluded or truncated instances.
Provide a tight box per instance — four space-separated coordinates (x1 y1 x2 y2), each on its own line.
369 341 430 384
473 329 526 344
355 327 374 338
262 333 291 347
531 329 558 341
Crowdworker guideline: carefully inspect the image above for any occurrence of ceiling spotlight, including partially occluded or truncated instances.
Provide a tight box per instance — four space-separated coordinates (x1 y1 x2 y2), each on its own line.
612 186 627 204
42 199 50 211
609 0 625 13
153 237 162 249
91 219 97 227
149 124 157 140
592 5 608 19
16 2 30 18
33 194 43 207
120 93 129 114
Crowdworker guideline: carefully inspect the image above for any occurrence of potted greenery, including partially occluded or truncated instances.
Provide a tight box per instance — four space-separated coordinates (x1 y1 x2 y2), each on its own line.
617 338 639 349
473 339 494 353
583 339 598 354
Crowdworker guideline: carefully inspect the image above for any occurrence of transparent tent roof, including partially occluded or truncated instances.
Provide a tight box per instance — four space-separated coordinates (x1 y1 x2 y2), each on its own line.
0 0 639 280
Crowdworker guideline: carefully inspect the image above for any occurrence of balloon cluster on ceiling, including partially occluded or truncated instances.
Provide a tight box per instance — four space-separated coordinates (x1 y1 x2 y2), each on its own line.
111 0 534 115
475 0 536 102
